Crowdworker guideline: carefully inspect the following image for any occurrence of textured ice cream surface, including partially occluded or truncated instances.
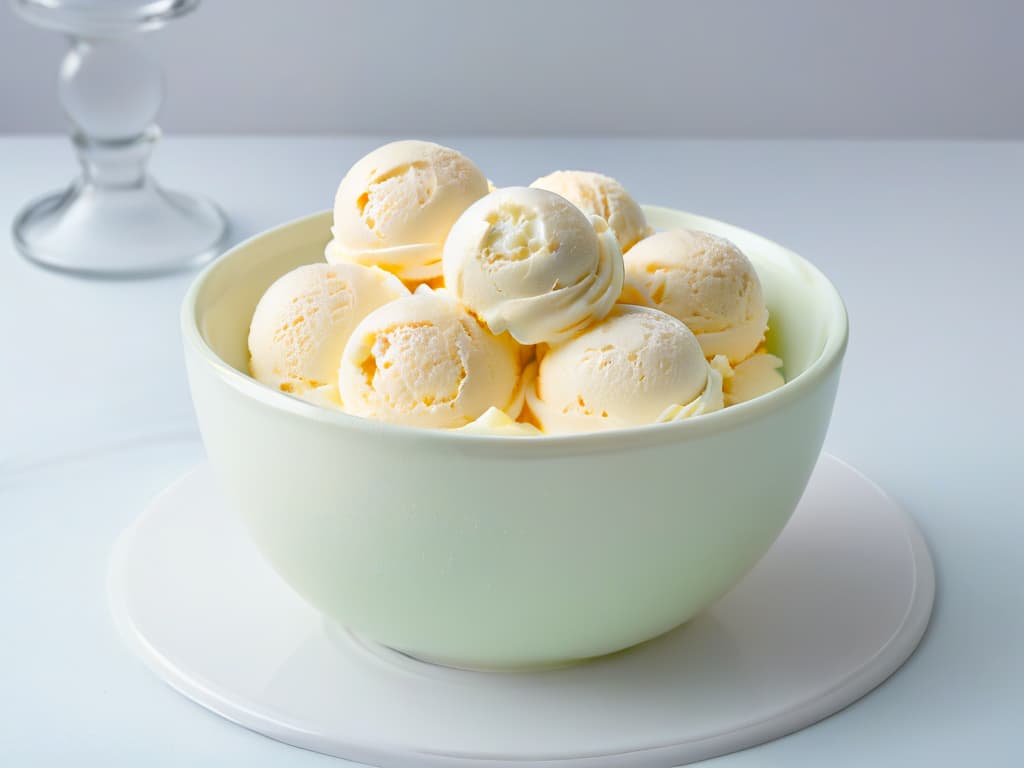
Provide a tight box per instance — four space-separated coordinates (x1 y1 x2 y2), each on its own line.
530 170 653 253
327 140 489 282
248 263 409 400
338 289 522 429
621 229 769 364
526 304 723 433
442 187 624 345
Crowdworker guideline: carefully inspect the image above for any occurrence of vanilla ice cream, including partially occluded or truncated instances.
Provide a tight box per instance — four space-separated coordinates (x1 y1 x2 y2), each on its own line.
338 288 522 429
621 229 769 364
443 187 624 345
658 355 728 421
725 350 785 405
248 263 409 401
526 305 723 433
530 170 653 253
456 406 542 436
327 140 489 282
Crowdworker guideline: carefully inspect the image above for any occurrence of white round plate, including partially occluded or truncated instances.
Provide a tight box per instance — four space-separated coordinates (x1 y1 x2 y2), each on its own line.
109 454 933 767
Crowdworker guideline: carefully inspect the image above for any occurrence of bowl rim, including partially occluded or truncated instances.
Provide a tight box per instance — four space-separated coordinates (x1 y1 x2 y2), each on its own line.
181 206 848 454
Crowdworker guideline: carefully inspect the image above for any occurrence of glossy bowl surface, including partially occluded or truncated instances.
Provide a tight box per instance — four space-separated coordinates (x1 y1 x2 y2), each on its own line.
182 206 847 669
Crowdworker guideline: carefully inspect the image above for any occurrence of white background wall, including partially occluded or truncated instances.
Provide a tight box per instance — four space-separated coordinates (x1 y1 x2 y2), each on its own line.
1 0 1020 137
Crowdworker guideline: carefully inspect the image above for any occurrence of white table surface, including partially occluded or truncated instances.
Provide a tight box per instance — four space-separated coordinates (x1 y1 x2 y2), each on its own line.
1 136 1020 766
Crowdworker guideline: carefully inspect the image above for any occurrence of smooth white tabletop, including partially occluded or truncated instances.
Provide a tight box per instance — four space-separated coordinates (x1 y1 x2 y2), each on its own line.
1 136 1020 766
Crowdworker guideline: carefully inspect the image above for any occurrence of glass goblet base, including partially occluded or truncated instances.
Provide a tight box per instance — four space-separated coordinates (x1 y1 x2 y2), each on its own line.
13 177 228 279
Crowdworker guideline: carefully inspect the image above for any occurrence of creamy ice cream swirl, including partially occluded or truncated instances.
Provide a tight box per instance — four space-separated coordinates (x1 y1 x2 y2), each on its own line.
443 187 624 345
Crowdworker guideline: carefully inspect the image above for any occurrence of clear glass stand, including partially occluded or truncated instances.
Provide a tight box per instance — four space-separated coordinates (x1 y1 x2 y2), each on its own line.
10 0 228 278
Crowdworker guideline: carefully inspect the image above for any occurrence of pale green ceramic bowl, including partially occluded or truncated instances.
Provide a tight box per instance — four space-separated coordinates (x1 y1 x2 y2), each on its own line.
182 206 847 669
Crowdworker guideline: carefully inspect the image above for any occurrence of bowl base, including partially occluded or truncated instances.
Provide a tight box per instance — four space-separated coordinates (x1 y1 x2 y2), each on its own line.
108 454 933 768
335 623 589 674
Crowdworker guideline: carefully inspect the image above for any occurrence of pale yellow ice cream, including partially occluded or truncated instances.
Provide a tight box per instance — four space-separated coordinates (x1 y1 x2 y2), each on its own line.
724 350 785 405
338 288 522 429
526 305 724 433
443 187 624 345
327 140 489 282
248 263 409 401
530 170 653 253
658 355 729 421
456 406 542 436
621 229 769 364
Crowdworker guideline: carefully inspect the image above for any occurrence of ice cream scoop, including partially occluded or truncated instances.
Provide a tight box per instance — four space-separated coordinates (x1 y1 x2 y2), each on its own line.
526 305 723 433
530 170 653 253
443 187 624 345
248 263 409 402
620 229 769 364
327 140 489 282
338 288 522 429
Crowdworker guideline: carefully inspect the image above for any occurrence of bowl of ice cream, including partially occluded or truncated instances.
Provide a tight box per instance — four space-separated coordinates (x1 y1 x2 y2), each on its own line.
181 142 847 669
